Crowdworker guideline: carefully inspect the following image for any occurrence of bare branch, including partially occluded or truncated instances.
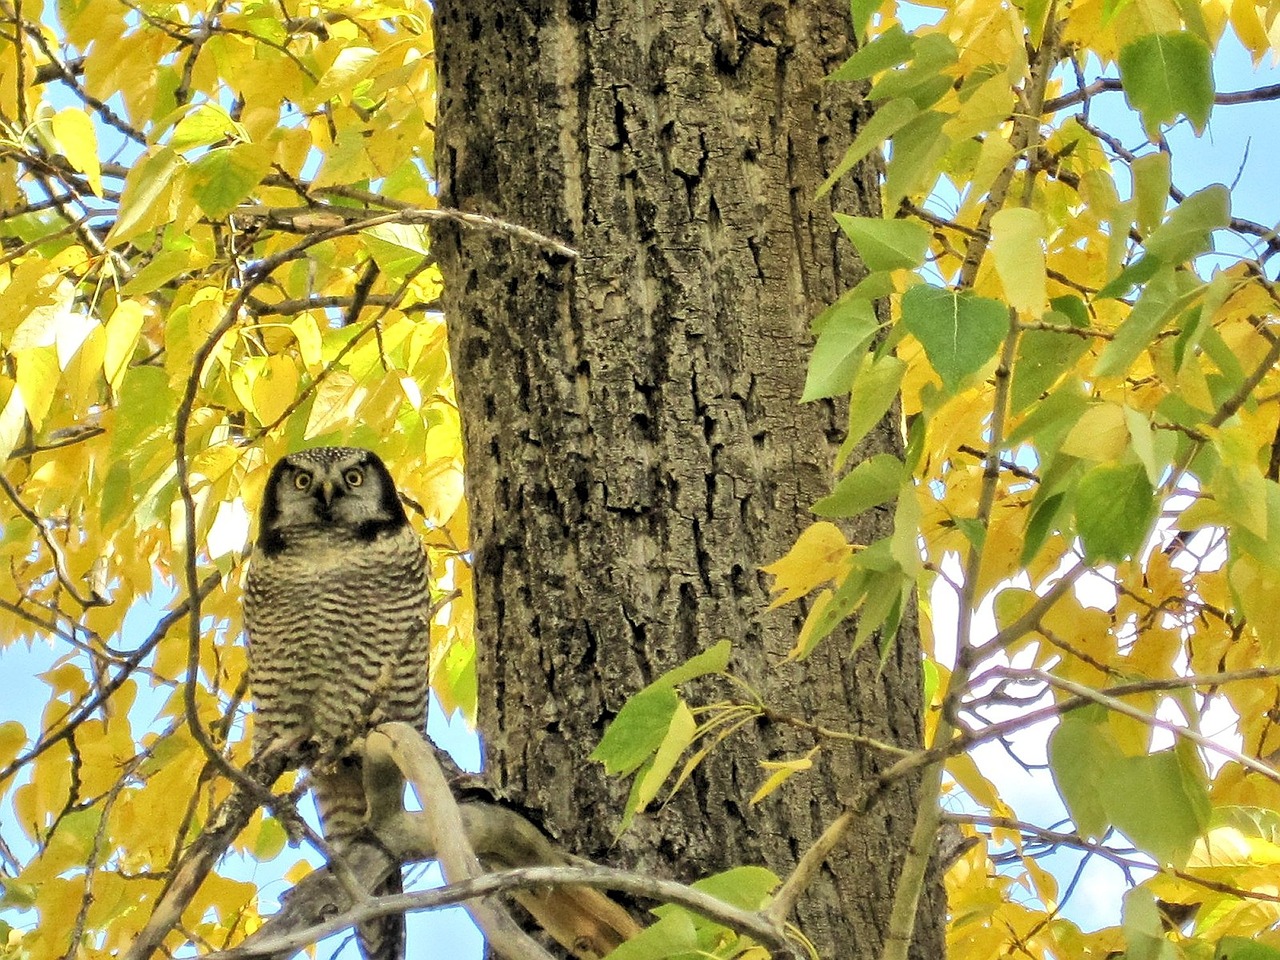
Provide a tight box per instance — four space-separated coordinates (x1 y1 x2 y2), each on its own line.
217 864 801 960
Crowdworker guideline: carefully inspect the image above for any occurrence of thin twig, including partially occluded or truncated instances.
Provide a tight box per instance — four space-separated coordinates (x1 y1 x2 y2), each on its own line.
0 474 107 608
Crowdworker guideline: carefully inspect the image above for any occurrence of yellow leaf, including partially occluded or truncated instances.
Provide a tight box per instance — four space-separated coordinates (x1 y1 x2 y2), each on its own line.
1060 402 1128 461
304 46 379 109
750 749 817 806
290 315 324 374
14 346 58 431
761 521 852 608
1231 0 1270 59
103 300 145 392
943 74 1016 142
1021 855 1058 905
107 147 185 247
305 371 366 438
1230 555 1280 659
0 380 24 462
971 135 1017 199
252 354 300 426
51 108 103 196
0 720 26 770
284 859 314 885
633 700 697 812
946 751 999 809
990 208 1048 318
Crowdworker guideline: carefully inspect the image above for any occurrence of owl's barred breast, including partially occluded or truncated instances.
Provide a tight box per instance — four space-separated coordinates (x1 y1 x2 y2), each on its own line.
244 523 431 761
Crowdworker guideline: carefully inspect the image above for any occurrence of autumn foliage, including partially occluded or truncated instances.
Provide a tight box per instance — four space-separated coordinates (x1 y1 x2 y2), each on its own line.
2 0 1280 958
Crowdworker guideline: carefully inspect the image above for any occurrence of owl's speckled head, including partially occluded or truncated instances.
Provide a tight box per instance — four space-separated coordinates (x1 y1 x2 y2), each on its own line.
257 446 408 556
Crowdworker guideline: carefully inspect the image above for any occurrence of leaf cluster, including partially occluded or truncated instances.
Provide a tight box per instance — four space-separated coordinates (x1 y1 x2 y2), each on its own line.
0 0 473 955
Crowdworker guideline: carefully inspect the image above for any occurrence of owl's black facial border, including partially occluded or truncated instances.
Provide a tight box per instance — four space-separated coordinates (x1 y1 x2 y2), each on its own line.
354 449 410 541
257 456 296 556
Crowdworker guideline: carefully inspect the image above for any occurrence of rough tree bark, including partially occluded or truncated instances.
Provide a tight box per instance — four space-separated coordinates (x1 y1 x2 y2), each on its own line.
433 2 946 957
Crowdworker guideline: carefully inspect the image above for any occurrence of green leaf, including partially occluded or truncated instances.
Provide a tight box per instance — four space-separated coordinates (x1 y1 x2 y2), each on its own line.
632 700 697 811
1048 708 1121 839
868 33 958 107
1093 268 1180 379
254 816 288 861
1107 745 1210 867
830 25 915 80
363 223 433 280
1075 462 1159 562
1010 310 1091 412
107 147 185 246
900 284 1008 394
1216 937 1280 960
1021 490 1068 565
791 567 869 659
1118 32 1214 135
834 214 930 272
1007 381 1088 458
1144 184 1230 265
1122 888 1172 960
1022 0 1051 46
1097 253 1162 301
819 98 919 197
801 298 877 401
110 366 175 458
121 248 194 297
601 910 698 960
653 866 780 917
1132 151 1171 236
1123 406 1163 486
883 110 950 205
812 453 904 518
169 102 243 151
837 354 906 469
652 639 733 690
189 142 274 219
1212 462 1269 540
849 0 880 41
853 568 908 654
1050 294 1089 328
590 686 679 776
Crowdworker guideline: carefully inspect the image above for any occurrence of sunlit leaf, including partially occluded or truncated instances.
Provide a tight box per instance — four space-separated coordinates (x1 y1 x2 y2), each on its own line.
750 751 816 805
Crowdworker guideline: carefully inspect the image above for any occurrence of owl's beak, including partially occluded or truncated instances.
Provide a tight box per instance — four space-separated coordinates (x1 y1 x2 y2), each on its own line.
317 479 337 506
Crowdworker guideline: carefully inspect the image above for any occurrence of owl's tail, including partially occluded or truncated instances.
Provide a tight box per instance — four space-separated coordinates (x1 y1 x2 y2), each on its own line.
313 763 406 960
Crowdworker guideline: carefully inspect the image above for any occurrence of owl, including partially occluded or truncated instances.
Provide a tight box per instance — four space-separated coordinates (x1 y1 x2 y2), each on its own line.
245 446 430 960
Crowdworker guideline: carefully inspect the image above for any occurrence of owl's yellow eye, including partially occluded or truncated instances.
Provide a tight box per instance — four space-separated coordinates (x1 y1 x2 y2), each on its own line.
293 472 312 491
344 467 364 487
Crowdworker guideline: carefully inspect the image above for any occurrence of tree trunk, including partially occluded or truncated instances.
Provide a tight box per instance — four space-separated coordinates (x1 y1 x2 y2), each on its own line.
433 2 946 957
